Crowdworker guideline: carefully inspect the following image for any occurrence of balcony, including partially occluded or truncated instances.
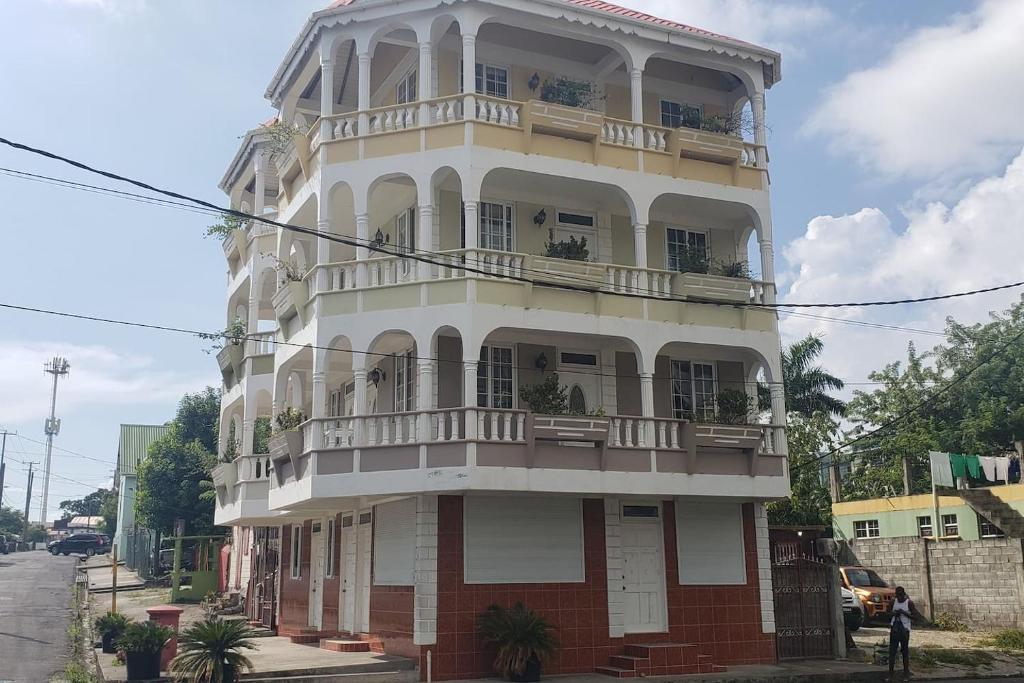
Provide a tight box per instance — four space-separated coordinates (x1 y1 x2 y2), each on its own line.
218 331 277 389
295 96 766 191
266 411 786 509
212 453 280 526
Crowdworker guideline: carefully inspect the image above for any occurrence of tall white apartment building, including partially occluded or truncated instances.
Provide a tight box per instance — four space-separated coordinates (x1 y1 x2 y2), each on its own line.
213 0 788 678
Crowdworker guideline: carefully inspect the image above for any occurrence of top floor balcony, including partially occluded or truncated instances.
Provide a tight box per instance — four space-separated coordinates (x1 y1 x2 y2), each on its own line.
266 0 775 202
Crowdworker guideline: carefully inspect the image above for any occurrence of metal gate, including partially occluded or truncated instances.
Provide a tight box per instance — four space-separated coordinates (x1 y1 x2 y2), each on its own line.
247 527 280 630
772 558 836 660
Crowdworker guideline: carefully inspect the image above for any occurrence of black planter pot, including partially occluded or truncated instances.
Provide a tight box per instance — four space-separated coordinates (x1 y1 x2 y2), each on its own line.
510 657 542 683
224 663 237 683
100 630 119 654
125 650 161 681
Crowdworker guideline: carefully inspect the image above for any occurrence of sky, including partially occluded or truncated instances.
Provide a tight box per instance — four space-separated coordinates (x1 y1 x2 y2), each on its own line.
0 0 1022 522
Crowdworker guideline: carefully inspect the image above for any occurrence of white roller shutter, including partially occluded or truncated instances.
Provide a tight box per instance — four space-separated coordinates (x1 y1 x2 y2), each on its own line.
676 501 746 585
373 497 416 585
464 496 584 584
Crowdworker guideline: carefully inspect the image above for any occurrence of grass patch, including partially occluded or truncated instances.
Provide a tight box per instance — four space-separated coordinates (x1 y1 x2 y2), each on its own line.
981 628 1024 651
931 612 969 632
910 647 994 671
56 583 97 683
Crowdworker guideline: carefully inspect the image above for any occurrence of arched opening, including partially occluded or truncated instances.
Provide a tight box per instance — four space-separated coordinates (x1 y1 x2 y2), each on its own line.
642 56 748 134
651 341 765 425
367 174 418 283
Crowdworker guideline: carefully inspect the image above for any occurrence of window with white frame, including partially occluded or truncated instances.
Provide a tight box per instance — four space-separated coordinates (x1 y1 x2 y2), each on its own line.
477 345 514 409
666 227 709 272
459 62 510 98
329 389 344 418
396 68 417 104
853 520 880 539
660 99 702 129
979 516 1003 538
942 514 959 537
917 515 933 538
670 360 716 421
394 350 416 413
395 208 415 254
290 524 302 578
325 518 336 577
479 201 514 252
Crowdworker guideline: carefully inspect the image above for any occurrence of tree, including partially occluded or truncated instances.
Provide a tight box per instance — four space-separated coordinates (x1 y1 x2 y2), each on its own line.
0 506 25 535
767 413 836 527
99 488 118 536
763 334 847 418
136 388 221 536
58 489 109 519
25 524 48 543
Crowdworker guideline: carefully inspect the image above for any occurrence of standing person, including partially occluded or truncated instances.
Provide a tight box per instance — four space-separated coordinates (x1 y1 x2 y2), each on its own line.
888 586 923 680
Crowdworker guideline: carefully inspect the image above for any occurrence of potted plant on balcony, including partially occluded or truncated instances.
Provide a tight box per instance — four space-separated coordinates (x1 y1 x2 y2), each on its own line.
205 212 248 242
539 77 605 110
544 235 589 262
117 620 174 681
268 407 306 481
714 389 756 425
170 616 257 683
95 611 130 654
712 259 752 280
519 374 568 415
478 602 558 682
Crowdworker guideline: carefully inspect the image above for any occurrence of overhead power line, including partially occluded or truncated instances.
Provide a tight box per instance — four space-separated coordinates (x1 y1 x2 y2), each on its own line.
1 136 1022 310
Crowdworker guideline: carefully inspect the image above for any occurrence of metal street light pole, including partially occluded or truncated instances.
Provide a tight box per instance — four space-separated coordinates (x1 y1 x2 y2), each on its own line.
40 357 70 524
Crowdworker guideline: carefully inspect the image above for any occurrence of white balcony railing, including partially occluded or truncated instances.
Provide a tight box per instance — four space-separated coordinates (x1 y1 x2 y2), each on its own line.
245 331 276 356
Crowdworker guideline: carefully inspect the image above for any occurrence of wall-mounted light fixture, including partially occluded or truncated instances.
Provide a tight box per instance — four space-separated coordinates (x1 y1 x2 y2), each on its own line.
368 367 386 387
534 352 548 373
533 208 547 227
528 72 540 94
371 228 390 250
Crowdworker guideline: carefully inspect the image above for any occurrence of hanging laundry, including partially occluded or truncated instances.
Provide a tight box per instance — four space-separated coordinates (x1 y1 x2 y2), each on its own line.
1010 457 1021 484
929 451 955 487
949 453 968 480
965 454 982 480
979 456 997 482
996 457 1010 483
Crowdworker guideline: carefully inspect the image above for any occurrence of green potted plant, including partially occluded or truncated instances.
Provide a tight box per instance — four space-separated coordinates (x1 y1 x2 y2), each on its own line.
543 235 589 261
268 407 307 482
170 616 257 683
714 388 755 425
478 602 558 682
539 77 605 110
117 620 174 681
712 260 752 279
95 611 130 654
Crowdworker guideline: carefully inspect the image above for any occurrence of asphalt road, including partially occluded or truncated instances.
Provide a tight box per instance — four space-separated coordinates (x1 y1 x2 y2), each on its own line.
0 550 78 682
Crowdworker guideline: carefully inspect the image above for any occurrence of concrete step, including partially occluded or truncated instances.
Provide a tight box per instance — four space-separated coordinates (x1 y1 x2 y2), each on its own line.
608 654 647 671
243 672 417 683
595 665 638 678
320 638 371 653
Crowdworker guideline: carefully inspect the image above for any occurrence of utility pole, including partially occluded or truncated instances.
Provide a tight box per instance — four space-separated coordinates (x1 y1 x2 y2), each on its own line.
0 430 9 508
23 462 35 538
40 357 70 524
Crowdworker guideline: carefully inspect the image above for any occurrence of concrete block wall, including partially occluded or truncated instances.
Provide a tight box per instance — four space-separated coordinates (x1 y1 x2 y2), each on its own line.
846 536 1024 628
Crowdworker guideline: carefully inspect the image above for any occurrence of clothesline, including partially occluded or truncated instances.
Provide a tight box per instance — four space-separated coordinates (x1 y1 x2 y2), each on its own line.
928 451 1020 488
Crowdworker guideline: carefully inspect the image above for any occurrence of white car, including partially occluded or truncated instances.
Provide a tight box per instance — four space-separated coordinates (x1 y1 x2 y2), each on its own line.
842 586 864 631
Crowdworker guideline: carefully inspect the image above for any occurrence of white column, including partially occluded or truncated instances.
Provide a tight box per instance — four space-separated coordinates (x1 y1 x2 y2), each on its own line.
418 41 433 125
462 33 477 119
769 383 788 456
633 223 648 270
357 52 371 134
355 213 369 288
253 153 269 218
352 357 367 450
463 200 479 279
417 359 433 441
319 55 335 142
751 90 767 167
246 296 258 336
316 218 331 294
417 204 434 281
759 239 776 303
312 371 327 420
463 358 478 440
639 372 655 448
629 67 644 148
241 417 255 458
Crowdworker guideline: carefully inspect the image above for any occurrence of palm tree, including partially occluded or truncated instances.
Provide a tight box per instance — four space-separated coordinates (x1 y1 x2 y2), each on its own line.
170 617 256 683
761 334 846 418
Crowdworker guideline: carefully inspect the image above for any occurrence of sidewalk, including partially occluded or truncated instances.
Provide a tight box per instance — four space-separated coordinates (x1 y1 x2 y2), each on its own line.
80 555 146 592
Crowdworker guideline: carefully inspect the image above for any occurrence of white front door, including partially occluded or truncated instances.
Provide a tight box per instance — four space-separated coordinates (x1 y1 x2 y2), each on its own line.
621 506 667 633
557 351 603 415
340 515 356 633
308 521 325 630
354 510 373 633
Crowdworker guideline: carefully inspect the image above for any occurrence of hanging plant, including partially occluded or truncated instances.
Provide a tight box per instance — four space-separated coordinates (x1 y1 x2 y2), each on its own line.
205 213 247 240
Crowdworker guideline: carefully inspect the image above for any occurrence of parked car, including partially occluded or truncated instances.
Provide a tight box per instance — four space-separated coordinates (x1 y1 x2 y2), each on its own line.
841 587 863 631
3 534 20 553
840 565 894 622
0 533 9 554
47 533 109 557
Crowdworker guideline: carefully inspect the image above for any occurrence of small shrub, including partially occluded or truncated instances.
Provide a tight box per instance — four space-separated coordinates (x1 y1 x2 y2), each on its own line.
932 611 969 632
912 647 993 670
94 611 130 637
519 374 568 415
544 235 589 261
274 407 306 433
713 260 752 279
170 616 257 683
205 213 247 240
714 389 754 425
478 602 558 678
539 77 605 110
117 620 174 655
672 245 710 274
982 628 1024 651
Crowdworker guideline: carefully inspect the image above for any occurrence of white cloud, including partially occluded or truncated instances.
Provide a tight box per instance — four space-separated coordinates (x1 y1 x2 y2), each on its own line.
42 0 145 16
807 0 1024 180
0 341 210 424
778 147 1024 390
627 0 831 55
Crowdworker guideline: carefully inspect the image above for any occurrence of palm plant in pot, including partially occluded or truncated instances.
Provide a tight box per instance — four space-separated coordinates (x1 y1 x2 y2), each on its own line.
170 616 257 683
478 602 558 682
117 620 174 681
95 611 130 654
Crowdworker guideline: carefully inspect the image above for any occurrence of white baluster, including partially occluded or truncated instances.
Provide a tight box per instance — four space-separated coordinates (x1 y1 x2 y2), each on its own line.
394 416 403 443
490 412 499 439
624 419 634 447
478 411 486 440
670 423 679 449
658 422 667 449
516 413 525 440
611 418 621 447
503 413 513 442
366 417 377 446
451 411 460 440
434 412 444 441
624 127 634 146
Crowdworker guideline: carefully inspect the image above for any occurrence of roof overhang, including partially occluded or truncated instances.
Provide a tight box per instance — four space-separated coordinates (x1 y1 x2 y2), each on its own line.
264 0 781 108
219 127 274 196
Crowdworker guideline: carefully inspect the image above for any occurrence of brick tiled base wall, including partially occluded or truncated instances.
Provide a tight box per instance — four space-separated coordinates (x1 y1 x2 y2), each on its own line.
371 585 417 657
657 501 776 666
279 522 312 630
422 496 611 680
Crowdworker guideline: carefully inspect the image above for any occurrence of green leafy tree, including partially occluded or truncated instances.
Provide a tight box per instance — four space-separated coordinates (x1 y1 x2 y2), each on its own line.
175 387 221 454
0 506 25 535
767 413 837 527
58 489 109 519
25 524 48 543
98 488 118 536
762 334 846 418
253 417 271 455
